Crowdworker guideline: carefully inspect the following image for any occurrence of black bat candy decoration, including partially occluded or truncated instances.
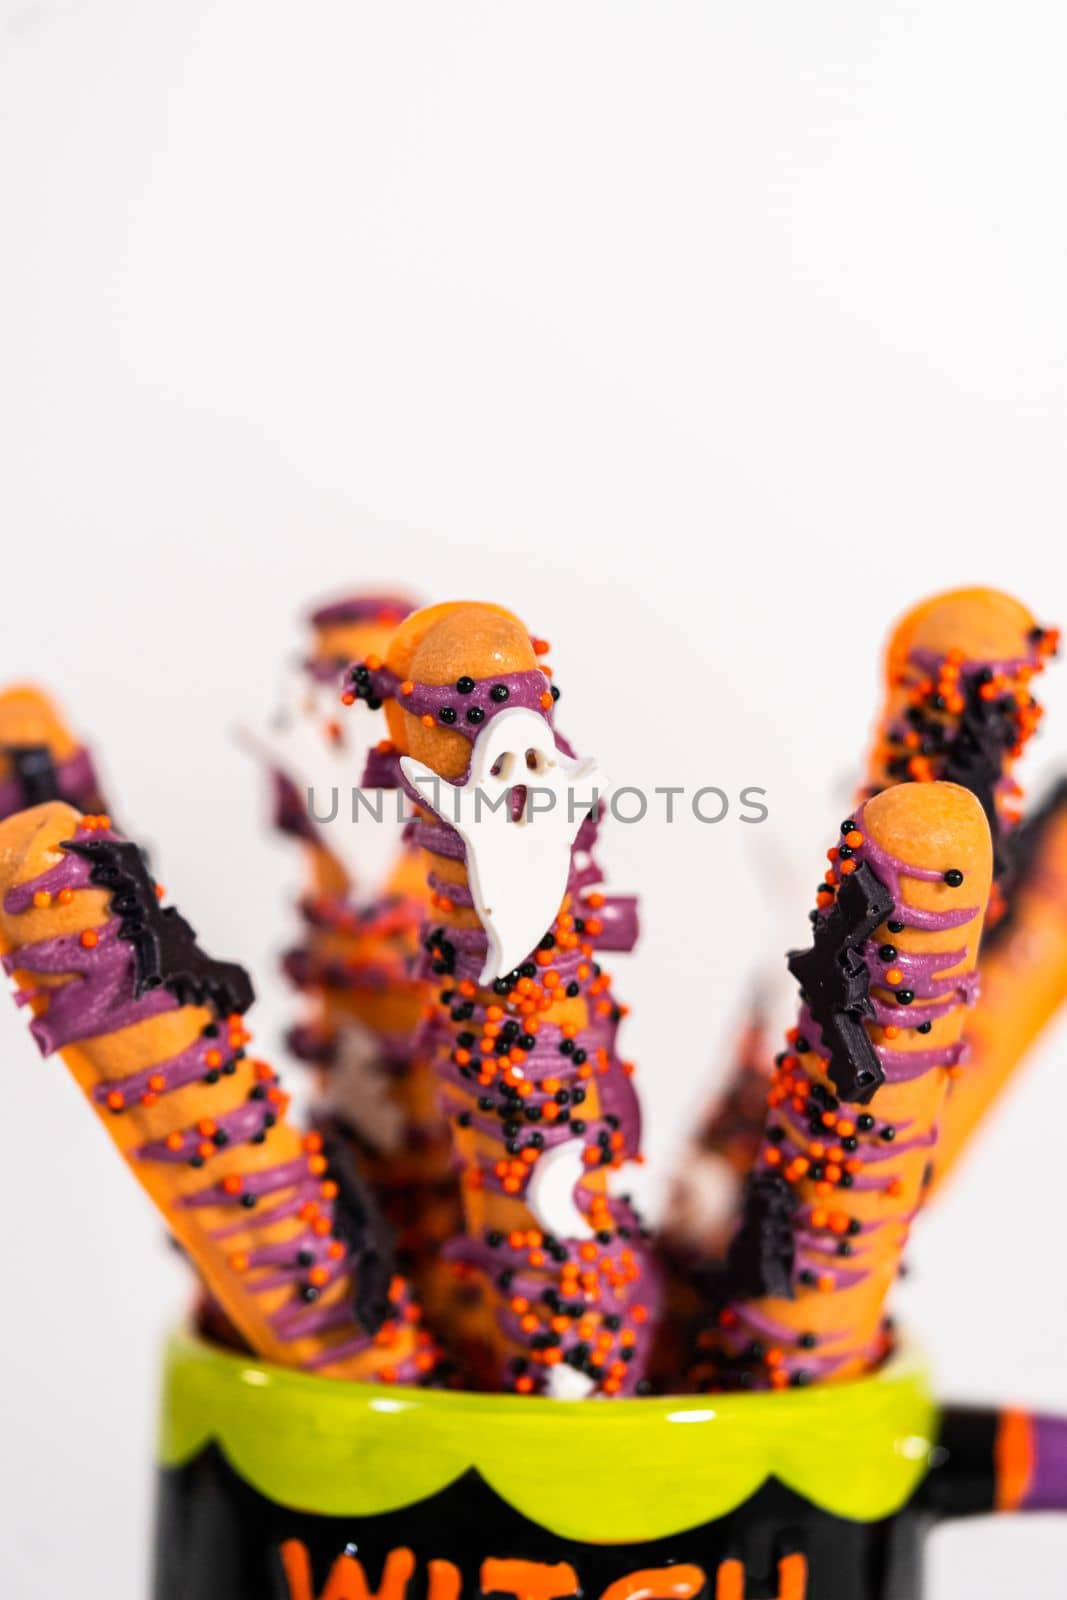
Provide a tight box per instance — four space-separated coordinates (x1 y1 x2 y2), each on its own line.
726 1170 798 1300
62 836 255 1017
315 1117 397 1335
6 744 62 808
787 860 894 1104
939 684 1018 874
888 675 1022 877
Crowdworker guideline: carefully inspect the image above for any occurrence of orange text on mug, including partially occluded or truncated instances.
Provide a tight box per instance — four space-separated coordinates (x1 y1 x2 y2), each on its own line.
279 1545 810 1600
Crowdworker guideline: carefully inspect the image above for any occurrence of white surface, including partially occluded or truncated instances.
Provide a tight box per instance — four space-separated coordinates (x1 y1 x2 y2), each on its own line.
1 3 1066 1595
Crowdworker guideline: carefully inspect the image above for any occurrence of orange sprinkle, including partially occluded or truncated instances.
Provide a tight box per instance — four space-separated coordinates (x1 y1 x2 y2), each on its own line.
80 929 99 949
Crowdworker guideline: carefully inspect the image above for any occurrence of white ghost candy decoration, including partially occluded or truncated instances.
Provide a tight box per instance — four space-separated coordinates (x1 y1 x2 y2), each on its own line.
400 706 605 983
237 664 405 893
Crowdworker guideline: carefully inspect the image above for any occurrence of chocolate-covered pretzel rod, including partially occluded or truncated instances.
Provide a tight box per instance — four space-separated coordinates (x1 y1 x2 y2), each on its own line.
0 803 437 1383
264 591 464 1332
867 587 1055 881
0 684 108 819
695 782 992 1389
669 589 1057 1257
663 1001 771 1262
932 776 1067 1189
344 602 655 1395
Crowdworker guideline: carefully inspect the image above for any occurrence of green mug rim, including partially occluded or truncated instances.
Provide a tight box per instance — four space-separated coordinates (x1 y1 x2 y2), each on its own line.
158 1327 937 1540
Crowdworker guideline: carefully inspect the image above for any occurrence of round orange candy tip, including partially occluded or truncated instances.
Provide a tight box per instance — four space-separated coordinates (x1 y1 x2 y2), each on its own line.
105 1090 125 1111
165 1132 184 1151
79 929 99 949
421 714 435 728
32 890 52 909
58 888 74 906
222 1175 243 1196
230 1253 249 1274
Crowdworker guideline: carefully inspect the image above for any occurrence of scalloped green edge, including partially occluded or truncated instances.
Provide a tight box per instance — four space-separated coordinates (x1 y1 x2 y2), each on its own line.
158 1329 938 1540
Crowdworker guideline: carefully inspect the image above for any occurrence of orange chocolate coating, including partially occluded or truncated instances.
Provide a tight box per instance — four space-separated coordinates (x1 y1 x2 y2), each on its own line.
0 684 83 765
699 782 993 1389
674 588 1056 1266
0 803 435 1383
934 787 1067 1189
275 596 466 1348
867 586 1051 814
368 602 656 1394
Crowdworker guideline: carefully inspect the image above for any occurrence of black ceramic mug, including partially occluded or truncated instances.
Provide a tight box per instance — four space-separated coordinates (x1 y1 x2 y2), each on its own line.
154 1330 1067 1600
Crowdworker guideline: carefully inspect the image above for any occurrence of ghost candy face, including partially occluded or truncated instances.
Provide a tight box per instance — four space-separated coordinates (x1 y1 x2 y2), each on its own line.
402 704 604 983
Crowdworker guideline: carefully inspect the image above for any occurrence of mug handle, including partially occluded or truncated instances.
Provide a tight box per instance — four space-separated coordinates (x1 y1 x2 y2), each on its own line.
921 1405 1067 1519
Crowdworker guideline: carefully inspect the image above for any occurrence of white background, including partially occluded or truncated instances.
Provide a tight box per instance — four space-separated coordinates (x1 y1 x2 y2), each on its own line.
2 3 1067 1595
